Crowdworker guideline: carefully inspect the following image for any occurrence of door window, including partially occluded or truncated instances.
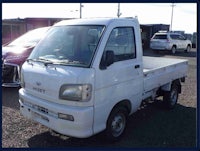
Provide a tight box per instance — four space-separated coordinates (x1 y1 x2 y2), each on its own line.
104 27 136 62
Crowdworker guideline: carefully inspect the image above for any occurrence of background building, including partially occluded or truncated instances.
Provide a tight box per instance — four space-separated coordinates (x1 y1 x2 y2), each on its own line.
2 18 195 48
2 18 26 44
140 24 170 49
2 17 70 44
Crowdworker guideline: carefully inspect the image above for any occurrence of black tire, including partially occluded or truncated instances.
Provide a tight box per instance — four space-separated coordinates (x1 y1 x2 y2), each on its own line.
163 83 179 109
185 45 191 53
171 46 176 54
105 106 128 142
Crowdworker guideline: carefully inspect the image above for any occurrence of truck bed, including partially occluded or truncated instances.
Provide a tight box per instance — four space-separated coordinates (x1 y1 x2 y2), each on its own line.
143 56 188 93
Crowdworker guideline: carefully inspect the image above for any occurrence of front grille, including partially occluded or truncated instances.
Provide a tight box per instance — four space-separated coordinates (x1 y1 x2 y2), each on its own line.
2 63 19 83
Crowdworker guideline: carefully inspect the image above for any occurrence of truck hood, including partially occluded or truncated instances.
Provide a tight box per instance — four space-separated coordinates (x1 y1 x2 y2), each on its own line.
22 62 95 106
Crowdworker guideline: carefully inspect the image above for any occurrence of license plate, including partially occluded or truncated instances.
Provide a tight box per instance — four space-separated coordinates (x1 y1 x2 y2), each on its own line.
33 111 49 122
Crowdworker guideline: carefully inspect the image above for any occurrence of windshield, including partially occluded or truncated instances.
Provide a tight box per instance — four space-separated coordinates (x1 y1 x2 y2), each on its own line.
29 25 104 67
8 27 49 47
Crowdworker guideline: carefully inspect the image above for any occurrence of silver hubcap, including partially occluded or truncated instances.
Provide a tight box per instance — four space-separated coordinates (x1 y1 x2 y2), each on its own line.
111 113 125 137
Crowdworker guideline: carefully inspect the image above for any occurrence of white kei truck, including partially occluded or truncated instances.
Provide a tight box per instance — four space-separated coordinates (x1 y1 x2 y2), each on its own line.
19 18 188 142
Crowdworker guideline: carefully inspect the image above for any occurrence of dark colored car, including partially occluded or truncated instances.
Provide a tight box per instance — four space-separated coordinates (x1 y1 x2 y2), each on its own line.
2 27 49 87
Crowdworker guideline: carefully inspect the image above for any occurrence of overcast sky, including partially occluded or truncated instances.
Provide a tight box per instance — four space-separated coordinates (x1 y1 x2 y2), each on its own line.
2 3 197 33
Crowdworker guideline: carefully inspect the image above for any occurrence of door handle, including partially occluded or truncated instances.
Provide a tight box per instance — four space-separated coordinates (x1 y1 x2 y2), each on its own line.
135 65 140 69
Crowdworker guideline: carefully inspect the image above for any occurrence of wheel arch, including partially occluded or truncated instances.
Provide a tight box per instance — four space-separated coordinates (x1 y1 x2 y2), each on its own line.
172 45 177 49
172 79 181 93
109 100 132 117
161 79 181 93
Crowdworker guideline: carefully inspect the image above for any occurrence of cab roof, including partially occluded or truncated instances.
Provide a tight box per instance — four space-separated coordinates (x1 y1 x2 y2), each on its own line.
54 17 138 26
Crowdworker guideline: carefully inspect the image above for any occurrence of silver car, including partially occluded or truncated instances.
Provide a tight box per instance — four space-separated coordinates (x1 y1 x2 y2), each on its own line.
150 32 192 54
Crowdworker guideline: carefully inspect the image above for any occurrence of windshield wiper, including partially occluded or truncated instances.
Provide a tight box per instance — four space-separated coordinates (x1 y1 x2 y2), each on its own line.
26 58 54 66
27 58 87 67
26 58 35 62
26 58 35 65
52 60 87 66
67 60 87 65
38 57 54 66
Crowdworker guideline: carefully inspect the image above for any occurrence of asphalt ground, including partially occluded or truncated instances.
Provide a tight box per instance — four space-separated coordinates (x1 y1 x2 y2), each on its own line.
2 48 198 148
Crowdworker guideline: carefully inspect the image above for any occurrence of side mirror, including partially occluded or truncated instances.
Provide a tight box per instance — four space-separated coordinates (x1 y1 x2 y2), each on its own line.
105 50 114 66
100 50 114 69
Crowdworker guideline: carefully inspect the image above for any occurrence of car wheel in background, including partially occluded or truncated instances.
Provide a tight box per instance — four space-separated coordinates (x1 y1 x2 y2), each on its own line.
171 46 176 54
185 45 191 53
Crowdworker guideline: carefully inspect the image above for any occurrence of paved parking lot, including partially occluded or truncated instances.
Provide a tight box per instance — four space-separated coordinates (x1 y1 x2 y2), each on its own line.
2 48 197 148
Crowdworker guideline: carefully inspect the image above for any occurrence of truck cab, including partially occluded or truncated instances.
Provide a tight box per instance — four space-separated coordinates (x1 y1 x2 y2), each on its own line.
19 18 187 142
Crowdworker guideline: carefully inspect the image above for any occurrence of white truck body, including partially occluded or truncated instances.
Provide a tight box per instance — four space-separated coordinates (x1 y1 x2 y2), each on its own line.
143 56 187 98
19 18 188 141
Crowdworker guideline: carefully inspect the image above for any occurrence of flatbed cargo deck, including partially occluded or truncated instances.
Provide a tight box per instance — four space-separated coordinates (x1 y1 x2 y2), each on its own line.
143 56 188 94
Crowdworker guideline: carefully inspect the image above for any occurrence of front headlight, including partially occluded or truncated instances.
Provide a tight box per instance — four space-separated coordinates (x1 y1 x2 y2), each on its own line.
59 84 92 101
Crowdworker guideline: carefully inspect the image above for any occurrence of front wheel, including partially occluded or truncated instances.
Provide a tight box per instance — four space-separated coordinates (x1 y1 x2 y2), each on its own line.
163 83 179 109
105 107 128 142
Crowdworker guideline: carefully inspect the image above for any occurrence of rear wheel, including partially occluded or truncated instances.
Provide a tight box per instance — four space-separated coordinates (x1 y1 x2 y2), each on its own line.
163 83 179 109
105 106 128 142
185 45 191 53
171 46 176 54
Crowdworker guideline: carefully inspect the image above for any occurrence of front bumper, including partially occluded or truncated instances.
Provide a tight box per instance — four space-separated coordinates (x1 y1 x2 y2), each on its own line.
19 88 94 138
2 62 21 87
